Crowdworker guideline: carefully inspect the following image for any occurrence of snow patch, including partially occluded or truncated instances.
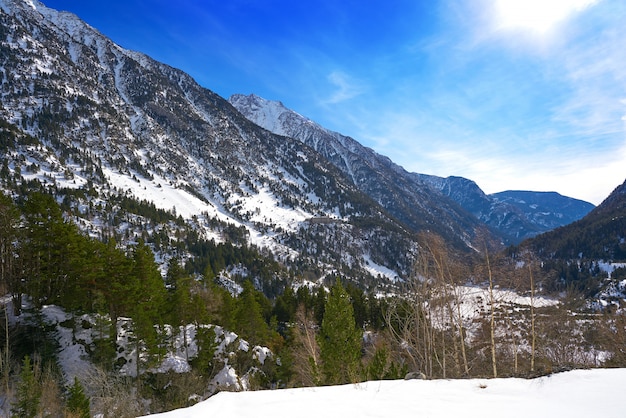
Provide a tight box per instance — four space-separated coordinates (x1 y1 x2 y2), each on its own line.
363 254 400 282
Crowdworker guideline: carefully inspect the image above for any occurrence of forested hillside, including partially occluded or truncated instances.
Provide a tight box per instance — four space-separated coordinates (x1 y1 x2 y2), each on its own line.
509 178 626 297
1 1 626 416
523 179 626 261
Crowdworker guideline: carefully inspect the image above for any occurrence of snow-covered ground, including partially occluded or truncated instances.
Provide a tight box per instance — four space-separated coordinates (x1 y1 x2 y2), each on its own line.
32 303 270 392
455 285 558 320
142 368 626 418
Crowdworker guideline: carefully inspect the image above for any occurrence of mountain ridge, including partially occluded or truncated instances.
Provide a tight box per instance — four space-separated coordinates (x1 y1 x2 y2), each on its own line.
521 178 626 261
229 94 594 244
1 3 626 416
0 0 420 285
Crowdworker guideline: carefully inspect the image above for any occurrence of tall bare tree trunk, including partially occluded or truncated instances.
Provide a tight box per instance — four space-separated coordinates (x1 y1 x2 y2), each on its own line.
529 264 536 373
486 248 497 378
454 286 470 376
3 303 9 394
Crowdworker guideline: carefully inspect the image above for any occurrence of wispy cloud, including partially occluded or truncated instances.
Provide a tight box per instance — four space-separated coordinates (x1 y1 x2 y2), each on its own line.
349 0 626 204
322 71 366 104
549 9 626 140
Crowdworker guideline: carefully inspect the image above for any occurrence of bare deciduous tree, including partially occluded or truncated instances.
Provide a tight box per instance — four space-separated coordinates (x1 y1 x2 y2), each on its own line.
529 262 537 373
385 232 473 379
83 366 144 418
484 247 498 378
290 304 321 387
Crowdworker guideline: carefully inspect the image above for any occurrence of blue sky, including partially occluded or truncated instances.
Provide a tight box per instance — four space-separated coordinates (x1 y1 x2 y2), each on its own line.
43 0 626 205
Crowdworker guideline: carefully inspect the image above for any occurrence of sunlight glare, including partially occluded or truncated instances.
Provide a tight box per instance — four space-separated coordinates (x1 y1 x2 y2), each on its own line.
494 0 599 34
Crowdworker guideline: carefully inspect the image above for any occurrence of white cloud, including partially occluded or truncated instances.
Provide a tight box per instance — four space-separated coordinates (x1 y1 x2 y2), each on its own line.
294 0 625 206
323 71 365 104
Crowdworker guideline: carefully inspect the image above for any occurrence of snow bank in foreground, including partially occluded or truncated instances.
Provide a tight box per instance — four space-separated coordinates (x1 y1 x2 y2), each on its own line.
141 368 626 418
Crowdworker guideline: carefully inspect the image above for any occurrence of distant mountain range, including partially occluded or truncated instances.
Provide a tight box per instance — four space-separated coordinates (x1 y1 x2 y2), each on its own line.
229 94 595 245
522 178 626 261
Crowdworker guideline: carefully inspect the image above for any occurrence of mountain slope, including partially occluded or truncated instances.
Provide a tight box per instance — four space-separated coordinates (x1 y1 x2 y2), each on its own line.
0 0 417 284
491 190 595 231
229 94 594 245
523 178 626 261
229 94 497 251
419 174 595 243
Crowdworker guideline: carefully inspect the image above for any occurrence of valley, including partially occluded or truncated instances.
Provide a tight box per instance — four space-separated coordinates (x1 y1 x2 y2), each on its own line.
0 0 625 417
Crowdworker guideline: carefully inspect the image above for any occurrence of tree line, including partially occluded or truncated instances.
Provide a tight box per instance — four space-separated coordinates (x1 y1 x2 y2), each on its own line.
2 190 626 416
0 190 392 415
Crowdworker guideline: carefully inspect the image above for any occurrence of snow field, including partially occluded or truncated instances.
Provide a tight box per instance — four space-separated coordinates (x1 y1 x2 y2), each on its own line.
141 368 626 418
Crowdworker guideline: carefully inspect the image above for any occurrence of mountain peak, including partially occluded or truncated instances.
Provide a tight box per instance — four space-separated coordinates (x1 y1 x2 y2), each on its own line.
229 93 312 137
230 93 500 251
232 93 596 245
0 5 426 283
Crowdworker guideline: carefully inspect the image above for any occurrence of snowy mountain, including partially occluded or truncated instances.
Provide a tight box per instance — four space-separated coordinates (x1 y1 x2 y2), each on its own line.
229 94 497 250
229 94 594 244
491 190 595 231
523 178 626 261
418 175 595 243
0 0 422 285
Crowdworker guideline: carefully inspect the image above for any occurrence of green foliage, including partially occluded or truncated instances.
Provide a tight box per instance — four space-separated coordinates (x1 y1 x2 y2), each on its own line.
20 192 81 308
314 286 326 326
130 240 168 371
11 356 40 418
233 281 270 346
89 315 117 369
184 237 287 298
11 310 60 369
273 286 297 325
165 257 198 327
0 191 20 308
366 346 389 381
344 282 367 329
191 326 217 377
140 371 206 413
539 259 605 296
98 238 133 320
364 345 406 381
318 280 362 385
109 194 180 225
66 377 90 418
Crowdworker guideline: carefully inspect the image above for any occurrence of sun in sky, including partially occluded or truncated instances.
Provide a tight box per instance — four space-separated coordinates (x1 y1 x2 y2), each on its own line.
493 0 600 34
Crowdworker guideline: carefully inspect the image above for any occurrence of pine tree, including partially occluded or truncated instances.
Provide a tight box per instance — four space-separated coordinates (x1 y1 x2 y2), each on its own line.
90 238 132 369
65 377 90 418
318 280 362 385
165 257 198 362
234 280 269 346
101 238 133 322
130 239 167 374
0 191 19 297
366 346 389 381
0 192 18 389
193 325 217 377
11 355 40 418
273 286 297 324
313 286 326 326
